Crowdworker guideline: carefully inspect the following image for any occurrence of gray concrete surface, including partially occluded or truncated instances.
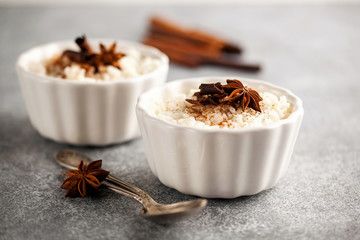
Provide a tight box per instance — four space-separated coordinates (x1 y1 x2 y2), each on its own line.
1 5 359 240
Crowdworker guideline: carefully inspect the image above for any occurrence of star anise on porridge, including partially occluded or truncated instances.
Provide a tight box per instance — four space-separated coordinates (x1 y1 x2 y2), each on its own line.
46 35 125 77
61 160 109 198
97 43 124 69
186 79 263 112
222 79 263 112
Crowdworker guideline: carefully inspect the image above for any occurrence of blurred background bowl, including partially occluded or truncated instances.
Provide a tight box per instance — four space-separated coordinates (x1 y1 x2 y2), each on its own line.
16 39 169 146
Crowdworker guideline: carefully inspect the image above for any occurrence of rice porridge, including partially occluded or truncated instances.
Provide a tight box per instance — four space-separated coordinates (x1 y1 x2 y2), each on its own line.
28 36 160 82
151 80 292 129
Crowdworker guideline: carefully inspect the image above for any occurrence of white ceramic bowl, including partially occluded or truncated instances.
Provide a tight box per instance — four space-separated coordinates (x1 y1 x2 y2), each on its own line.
136 77 303 198
16 39 168 146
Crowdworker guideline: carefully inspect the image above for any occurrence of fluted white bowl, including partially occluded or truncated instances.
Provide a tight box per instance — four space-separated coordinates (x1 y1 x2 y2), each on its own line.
16 39 168 146
136 77 303 198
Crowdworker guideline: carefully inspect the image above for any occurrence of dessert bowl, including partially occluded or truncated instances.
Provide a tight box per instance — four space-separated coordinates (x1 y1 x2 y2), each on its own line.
136 77 303 198
16 39 168 145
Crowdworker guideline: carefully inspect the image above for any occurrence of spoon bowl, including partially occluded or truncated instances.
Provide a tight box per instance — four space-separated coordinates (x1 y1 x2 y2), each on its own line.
55 149 207 224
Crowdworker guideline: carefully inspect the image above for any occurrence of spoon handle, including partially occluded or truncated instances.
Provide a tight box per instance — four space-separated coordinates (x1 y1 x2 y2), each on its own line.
106 174 156 207
101 181 146 205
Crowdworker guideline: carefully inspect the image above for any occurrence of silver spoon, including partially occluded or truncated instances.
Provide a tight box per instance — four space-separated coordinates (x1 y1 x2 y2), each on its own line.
54 149 207 224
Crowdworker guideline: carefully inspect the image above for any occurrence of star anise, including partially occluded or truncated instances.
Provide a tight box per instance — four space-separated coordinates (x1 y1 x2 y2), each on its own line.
49 35 125 76
186 79 263 112
97 43 124 69
61 160 109 198
222 79 263 112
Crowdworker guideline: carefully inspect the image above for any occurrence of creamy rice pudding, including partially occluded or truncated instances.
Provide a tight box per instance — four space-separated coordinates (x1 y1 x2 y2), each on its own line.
28 36 160 82
151 79 292 129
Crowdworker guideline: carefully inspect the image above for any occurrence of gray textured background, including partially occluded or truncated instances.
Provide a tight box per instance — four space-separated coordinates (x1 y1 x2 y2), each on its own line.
1 4 360 240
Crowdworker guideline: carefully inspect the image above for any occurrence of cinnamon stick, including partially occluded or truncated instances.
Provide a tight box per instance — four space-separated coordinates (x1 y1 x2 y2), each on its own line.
143 16 261 72
143 34 221 59
145 42 260 72
162 51 201 67
204 58 261 72
150 16 242 54
62 50 83 62
143 40 200 67
75 35 94 55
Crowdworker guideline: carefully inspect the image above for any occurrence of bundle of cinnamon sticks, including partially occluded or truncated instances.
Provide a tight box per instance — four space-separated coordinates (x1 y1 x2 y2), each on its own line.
143 16 261 72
